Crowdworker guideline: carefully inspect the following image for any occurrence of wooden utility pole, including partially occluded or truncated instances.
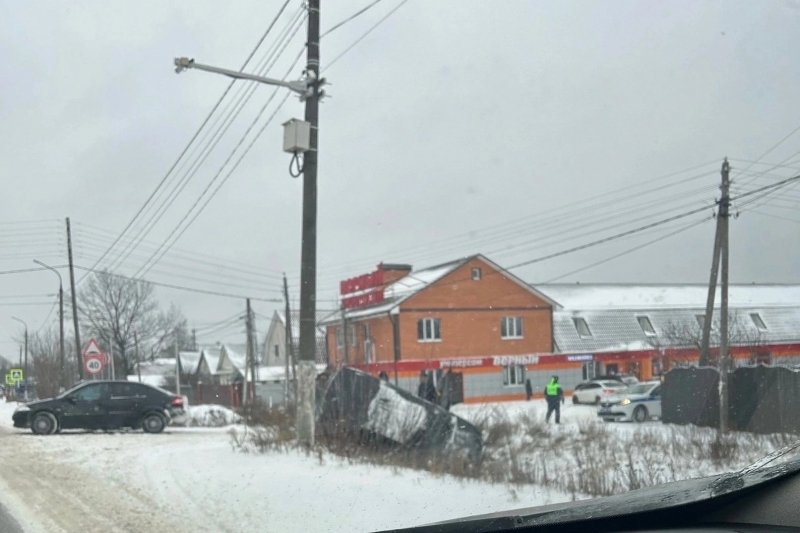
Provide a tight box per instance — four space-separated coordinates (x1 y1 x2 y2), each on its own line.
718 159 731 433
135 332 142 383
66 217 83 380
174 327 181 396
296 0 321 445
283 274 297 405
245 298 257 406
192 329 197 351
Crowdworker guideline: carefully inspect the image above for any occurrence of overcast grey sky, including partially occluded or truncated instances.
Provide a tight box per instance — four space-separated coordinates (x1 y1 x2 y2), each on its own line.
1 0 799 355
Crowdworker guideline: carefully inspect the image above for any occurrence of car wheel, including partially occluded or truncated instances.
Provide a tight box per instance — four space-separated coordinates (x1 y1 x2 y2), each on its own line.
633 405 649 423
594 396 601 405
31 412 57 435
141 413 166 434
572 395 578 405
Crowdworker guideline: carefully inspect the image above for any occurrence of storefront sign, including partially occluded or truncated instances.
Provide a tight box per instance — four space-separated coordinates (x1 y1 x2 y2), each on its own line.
340 265 386 309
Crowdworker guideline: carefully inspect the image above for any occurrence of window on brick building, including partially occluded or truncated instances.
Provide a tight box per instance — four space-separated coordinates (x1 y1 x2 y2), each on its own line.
417 318 441 342
501 316 523 339
502 365 525 386
336 325 356 348
471 267 482 280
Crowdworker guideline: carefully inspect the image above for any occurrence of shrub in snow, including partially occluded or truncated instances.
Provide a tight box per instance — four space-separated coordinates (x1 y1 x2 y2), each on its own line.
175 405 242 427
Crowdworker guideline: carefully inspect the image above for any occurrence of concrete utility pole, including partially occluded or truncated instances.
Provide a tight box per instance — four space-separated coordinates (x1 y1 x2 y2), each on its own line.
718 159 731 433
245 298 256 406
296 0 322 446
135 332 142 383
12 317 28 400
699 211 723 367
34 260 65 388
66 218 83 380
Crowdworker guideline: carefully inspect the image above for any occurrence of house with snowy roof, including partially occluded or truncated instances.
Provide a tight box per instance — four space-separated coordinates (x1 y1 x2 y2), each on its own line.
263 309 333 369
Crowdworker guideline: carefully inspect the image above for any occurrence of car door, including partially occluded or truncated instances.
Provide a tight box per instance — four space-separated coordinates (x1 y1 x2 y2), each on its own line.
60 383 108 429
578 383 599 403
648 385 662 418
101 382 144 428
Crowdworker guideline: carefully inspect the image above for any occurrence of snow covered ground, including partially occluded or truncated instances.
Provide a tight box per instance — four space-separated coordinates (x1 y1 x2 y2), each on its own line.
0 398 790 533
0 400 567 533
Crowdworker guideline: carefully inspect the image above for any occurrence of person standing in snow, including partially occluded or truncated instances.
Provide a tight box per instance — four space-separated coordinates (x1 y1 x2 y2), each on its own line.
544 376 564 424
525 378 533 401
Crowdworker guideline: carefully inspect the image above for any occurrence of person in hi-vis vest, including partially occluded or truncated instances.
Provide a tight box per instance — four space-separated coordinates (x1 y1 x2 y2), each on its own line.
544 376 565 424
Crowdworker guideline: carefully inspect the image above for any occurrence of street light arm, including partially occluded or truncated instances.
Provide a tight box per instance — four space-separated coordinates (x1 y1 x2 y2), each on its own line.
33 260 63 286
11 316 27 330
173 57 311 96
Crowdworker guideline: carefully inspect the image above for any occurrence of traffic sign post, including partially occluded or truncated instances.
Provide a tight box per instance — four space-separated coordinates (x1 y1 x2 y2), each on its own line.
82 338 107 378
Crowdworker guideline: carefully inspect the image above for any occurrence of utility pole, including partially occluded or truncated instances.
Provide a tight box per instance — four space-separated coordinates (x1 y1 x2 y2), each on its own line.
66 218 83 380
34 260 65 388
340 305 349 365
12 317 28 400
699 216 722 368
174 327 181 396
192 329 197 351
109 336 115 380
135 332 142 383
245 298 256 406
283 274 297 406
718 159 731 433
296 0 321 446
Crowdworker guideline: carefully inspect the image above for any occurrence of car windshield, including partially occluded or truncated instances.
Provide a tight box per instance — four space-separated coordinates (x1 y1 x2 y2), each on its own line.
1 2 798 533
625 384 655 395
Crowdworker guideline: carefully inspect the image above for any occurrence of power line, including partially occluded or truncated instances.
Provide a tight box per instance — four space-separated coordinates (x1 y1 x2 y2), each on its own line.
321 0 385 37
72 265 282 303
82 0 293 281
540 216 712 283
106 6 307 272
323 0 409 72
134 49 306 278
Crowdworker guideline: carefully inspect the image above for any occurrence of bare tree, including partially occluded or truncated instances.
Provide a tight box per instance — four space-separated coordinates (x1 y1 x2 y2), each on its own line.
78 271 185 377
26 327 80 398
650 311 765 368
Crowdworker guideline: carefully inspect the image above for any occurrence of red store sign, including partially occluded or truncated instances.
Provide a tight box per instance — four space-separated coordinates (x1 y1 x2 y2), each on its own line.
340 265 386 309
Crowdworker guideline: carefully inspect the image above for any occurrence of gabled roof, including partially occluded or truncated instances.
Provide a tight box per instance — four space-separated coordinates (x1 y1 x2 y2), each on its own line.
276 309 333 340
179 351 201 374
320 254 557 324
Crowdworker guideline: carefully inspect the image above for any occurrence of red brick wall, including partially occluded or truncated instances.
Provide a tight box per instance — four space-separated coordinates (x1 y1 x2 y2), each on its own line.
398 257 552 360
327 314 396 365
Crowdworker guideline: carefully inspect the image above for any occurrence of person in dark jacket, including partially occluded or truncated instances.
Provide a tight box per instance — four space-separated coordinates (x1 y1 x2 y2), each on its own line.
417 370 428 398
544 376 565 424
525 378 533 401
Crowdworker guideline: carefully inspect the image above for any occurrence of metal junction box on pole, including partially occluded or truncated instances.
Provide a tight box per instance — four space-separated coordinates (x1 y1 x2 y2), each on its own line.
282 119 311 153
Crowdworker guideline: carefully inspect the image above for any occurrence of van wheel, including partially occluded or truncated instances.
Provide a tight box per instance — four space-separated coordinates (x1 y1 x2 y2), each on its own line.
31 412 57 435
633 405 649 423
142 413 166 434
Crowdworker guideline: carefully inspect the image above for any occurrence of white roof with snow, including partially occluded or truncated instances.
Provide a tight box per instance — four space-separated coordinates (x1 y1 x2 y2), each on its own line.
538 284 800 310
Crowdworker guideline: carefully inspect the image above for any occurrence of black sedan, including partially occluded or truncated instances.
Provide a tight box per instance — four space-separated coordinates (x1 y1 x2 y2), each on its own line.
12 380 185 435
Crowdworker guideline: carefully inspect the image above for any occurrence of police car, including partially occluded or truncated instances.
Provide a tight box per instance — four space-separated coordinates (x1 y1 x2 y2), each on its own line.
597 381 662 423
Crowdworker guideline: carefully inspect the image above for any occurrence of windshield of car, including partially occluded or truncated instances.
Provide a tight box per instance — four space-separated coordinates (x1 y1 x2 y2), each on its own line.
625 384 655 395
1 2 798 533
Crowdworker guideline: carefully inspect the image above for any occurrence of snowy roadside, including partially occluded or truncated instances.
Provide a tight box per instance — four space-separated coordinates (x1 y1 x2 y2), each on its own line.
0 400 566 533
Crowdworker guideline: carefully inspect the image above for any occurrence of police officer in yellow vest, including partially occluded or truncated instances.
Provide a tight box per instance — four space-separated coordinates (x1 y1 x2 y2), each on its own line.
544 376 565 424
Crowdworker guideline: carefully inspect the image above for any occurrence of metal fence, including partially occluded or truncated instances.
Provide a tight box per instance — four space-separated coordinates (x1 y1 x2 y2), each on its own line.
662 365 800 434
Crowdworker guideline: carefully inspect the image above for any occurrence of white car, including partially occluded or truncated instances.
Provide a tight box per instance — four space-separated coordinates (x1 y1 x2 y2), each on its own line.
571 380 628 405
597 381 662 423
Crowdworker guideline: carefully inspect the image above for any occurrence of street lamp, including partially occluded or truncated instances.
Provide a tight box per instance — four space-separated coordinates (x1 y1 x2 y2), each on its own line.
34 260 65 389
11 316 28 400
173 8 323 444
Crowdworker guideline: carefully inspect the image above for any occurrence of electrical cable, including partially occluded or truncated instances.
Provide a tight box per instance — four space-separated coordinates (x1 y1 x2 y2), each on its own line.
82 0 293 281
106 5 307 272
134 49 305 278
323 0 409 73
321 0 385 38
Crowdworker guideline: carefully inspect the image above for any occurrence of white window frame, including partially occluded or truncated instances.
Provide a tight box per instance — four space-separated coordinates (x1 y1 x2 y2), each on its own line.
471 267 482 281
502 365 525 387
501 316 523 339
335 325 356 348
573 317 592 338
417 317 442 342
636 315 657 337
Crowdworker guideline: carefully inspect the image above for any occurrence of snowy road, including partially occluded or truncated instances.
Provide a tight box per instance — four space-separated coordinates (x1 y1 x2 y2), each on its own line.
0 401 568 533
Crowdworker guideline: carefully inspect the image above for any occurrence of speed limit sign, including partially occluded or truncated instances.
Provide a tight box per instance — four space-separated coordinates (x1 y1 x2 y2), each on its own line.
85 356 104 375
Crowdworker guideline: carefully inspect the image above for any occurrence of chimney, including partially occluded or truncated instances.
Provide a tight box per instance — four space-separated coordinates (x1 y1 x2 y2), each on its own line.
379 263 412 285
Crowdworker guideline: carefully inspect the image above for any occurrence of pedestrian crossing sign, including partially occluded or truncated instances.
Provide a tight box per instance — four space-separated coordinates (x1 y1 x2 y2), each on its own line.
5 368 23 385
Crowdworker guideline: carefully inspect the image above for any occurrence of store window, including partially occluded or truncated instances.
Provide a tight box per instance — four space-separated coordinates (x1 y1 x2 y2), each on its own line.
502 365 525 386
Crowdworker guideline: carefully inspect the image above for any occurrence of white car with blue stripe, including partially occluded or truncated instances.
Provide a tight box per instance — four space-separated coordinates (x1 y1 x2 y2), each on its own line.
597 381 662 423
